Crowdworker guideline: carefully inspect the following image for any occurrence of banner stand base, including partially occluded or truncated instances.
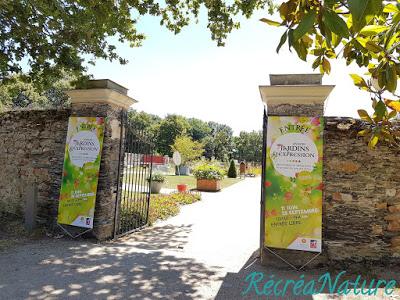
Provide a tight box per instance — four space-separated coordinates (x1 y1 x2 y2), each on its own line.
264 247 322 271
57 223 93 239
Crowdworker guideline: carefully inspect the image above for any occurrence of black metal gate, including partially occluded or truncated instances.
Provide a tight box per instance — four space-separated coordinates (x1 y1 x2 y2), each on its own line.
114 113 154 238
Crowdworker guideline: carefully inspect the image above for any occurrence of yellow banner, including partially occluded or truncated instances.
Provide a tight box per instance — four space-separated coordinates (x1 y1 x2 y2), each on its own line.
264 116 323 252
57 117 105 229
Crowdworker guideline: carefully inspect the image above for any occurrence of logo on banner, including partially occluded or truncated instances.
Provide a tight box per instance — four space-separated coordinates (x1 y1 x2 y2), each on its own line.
310 240 317 249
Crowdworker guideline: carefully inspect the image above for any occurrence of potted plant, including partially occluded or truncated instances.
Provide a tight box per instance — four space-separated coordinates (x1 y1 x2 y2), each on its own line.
148 174 165 194
193 164 225 192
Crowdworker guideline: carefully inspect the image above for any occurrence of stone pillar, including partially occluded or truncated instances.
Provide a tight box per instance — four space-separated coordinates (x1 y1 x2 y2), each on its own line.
259 74 334 115
67 80 136 240
258 74 334 268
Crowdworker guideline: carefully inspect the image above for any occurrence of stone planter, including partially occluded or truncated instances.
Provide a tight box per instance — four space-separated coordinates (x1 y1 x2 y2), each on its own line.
196 179 221 192
150 181 163 194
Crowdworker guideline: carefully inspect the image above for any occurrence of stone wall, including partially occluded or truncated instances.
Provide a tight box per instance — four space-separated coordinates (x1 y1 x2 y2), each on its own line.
0 109 70 224
324 117 400 268
0 105 124 240
262 117 400 270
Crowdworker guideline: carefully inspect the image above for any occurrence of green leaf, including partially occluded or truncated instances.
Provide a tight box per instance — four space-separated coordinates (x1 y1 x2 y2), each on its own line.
358 128 371 136
292 40 308 61
365 41 383 53
388 110 398 119
322 57 331 74
368 133 379 149
260 18 281 27
331 32 342 48
375 100 387 120
385 99 400 112
350 74 368 88
288 29 294 51
360 25 390 36
378 73 386 91
384 21 400 49
323 10 350 38
386 64 398 92
348 0 383 31
293 11 316 41
312 57 322 70
358 109 373 122
383 4 399 13
276 31 288 53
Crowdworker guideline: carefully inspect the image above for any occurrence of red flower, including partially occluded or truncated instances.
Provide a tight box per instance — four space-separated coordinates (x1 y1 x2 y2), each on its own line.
315 182 324 191
284 192 293 201
265 181 272 187
311 117 320 126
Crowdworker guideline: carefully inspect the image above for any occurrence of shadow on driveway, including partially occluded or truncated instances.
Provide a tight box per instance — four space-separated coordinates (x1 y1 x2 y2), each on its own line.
0 224 224 299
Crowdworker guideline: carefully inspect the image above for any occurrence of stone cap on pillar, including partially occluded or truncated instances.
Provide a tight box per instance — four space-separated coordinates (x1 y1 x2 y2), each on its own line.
259 74 335 116
67 79 137 110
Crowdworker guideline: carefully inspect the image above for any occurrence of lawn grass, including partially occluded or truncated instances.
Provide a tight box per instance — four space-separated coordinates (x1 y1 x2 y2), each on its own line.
163 175 243 190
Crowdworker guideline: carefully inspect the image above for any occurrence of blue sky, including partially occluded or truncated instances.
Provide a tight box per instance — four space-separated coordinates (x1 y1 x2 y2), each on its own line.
87 8 371 134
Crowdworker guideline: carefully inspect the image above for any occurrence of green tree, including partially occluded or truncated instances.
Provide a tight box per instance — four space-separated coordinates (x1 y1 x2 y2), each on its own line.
187 118 212 141
204 121 234 161
127 110 161 132
171 135 204 166
1 1 274 88
227 160 237 178
154 114 190 156
233 131 263 163
261 0 400 147
0 72 74 111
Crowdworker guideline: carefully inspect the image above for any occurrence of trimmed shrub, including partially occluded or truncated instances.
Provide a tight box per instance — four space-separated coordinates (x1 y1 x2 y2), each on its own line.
227 160 237 178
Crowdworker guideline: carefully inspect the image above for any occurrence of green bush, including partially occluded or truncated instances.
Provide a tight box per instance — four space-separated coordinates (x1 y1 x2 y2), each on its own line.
148 192 201 225
165 192 201 205
227 160 237 178
148 195 180 225
192 164 225 180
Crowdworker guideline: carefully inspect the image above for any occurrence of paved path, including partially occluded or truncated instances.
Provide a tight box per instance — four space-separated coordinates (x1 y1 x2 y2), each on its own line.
0 178 261 299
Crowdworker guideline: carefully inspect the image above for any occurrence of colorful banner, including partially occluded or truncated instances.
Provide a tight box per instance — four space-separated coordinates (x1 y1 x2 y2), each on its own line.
57 117 105 228
264 116 323 252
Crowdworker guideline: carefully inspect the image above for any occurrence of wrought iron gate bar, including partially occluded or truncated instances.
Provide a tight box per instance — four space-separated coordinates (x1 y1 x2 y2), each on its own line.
114 113 154 238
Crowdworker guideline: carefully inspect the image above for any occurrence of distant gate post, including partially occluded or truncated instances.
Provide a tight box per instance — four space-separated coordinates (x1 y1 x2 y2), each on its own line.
259 74 334 267
67 80 136 240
